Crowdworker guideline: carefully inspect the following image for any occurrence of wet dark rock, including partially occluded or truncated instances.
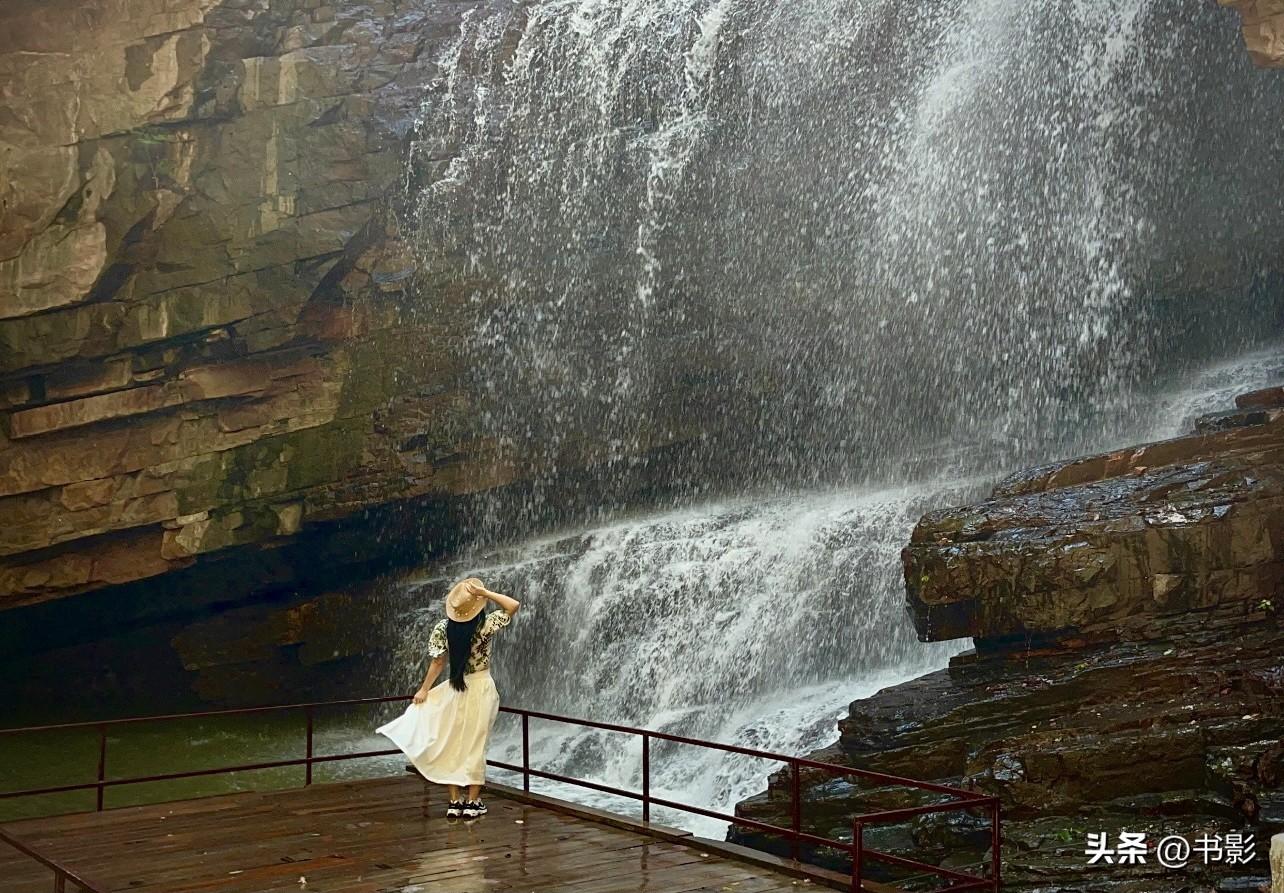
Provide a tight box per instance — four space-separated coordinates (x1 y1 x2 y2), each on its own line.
732 622 1283 891
1216 878 1269 893
1196 407 1284 434
733 387 1284 891
1236 387 1284 410
904 412 1284 647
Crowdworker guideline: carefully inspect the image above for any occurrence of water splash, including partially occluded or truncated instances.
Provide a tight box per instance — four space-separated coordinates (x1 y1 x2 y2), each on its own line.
402 0 1284 540
387 479 976 834
372 346 1284 836
1142 342 1284 440
381 0 1284 841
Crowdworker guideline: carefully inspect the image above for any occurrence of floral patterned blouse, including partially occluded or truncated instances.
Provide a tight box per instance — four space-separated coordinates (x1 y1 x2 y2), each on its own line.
427 611 512 673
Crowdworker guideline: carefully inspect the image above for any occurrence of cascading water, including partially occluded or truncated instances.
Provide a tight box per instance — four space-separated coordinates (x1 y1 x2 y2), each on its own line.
375 0 1284 840
403 0 1284 534
370 347 1284 838
387 478 979 835
1142 343 1284 440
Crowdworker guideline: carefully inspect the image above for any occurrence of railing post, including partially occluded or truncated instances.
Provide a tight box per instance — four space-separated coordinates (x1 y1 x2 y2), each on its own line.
991 797 1002 891
641 733 651 824
790 760 801 861
851 820 864 893
53 869 66 892
521 712 530 793
304 706 314 787
95 725 107 812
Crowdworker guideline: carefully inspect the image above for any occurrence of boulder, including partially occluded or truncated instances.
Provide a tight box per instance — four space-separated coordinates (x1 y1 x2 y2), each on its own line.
735 387 1284 890
903 410 1284 647
1239 386 1284 410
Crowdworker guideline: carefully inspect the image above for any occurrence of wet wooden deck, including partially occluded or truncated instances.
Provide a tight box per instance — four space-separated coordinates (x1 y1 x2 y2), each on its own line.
0 775 841 893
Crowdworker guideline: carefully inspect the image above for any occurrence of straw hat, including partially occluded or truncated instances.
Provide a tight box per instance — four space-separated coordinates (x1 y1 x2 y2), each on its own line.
445 577 486 622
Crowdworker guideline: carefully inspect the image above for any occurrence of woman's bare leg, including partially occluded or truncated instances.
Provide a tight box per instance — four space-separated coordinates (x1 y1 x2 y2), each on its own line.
467 784 481 802
448 784 461 802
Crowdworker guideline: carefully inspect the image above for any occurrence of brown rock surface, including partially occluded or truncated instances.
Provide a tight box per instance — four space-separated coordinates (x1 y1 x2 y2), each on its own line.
0 0 704 614
733 388 1284 890
1221 0 1284 67
1239 386 1284 410
903 410 1284 648
732 620 1283 891
0 0 451 608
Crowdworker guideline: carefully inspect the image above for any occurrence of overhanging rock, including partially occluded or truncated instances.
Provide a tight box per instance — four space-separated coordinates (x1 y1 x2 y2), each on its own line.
903 391 1284 648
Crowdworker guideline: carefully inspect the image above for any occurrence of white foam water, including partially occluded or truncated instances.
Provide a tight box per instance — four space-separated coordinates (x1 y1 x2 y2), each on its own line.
386 481 976 836
368 346 1284 837
1142 344 1284 440
403 0 1284 509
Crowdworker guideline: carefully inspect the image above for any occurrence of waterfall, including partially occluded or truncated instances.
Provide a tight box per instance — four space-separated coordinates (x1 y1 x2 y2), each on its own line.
372 346 1284 837
389 478 977 835
379 0 1284 839
403 0 1284 534
1143 343 1284 440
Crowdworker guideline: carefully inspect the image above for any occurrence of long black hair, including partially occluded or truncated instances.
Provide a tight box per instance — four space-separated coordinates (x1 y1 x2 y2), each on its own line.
446 611 486 691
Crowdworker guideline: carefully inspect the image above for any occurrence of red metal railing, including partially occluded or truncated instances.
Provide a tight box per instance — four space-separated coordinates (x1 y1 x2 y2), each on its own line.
0 696 1001 893
490 706 1001 892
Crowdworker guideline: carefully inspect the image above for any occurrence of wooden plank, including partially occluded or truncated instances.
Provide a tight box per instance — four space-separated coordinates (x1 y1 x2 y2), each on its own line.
0 842 61 893
0 775 905 893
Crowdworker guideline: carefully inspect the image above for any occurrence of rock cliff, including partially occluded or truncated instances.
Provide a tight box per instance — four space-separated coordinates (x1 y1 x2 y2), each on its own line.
0 0 471 611
904 394 1284 649
0 0 704 624
733 388 1284 891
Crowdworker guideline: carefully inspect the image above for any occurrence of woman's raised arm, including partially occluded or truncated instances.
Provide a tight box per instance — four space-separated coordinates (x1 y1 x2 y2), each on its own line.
471 581 520 616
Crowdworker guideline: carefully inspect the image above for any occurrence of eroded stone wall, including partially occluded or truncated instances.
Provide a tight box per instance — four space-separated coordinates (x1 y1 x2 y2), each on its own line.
0 0 531 611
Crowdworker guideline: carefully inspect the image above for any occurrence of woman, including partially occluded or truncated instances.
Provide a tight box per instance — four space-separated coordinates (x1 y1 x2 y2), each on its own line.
377 577 520 819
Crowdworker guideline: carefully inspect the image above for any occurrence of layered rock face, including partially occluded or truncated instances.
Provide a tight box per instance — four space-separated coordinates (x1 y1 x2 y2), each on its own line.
1222 0 1284 67
733 389 1284 891
0 0 571 615
903 396 1284 649
0 0 1274 618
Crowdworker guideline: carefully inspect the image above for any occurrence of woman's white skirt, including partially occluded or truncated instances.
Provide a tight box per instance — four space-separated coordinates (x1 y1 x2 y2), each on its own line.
376 670 500 787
